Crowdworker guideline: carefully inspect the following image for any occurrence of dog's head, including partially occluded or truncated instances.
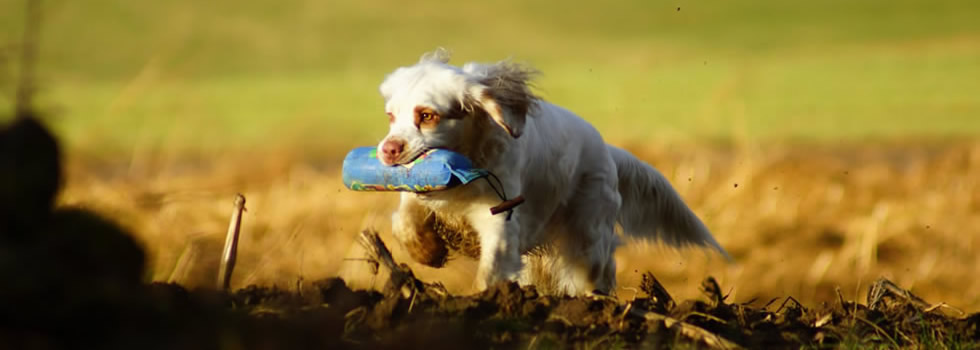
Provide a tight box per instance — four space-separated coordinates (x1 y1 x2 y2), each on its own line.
376 49 538 166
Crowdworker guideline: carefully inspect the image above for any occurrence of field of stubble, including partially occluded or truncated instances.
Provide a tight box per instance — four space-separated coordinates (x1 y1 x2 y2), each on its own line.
60 140 980 313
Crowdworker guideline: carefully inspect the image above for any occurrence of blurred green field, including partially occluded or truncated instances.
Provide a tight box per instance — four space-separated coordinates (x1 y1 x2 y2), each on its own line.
2 0 979 153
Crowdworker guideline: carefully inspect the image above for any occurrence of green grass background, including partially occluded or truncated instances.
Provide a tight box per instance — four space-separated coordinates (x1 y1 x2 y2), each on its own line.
1 0 979 153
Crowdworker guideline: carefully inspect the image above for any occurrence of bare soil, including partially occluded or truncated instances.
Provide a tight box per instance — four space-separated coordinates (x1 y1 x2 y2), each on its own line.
71 270 979 349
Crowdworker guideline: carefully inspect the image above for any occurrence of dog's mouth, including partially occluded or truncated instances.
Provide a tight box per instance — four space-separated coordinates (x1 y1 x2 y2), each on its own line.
385 146 429 166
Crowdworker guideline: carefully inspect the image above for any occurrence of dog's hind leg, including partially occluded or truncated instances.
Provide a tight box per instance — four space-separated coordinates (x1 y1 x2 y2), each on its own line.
554 173 622 295
552 228 619 295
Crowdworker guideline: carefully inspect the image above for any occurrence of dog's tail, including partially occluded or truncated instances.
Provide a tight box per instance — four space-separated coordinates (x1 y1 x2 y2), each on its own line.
608 146 732 261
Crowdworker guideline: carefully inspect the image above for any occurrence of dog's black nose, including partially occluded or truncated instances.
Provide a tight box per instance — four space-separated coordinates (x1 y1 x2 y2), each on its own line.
381 139 405 164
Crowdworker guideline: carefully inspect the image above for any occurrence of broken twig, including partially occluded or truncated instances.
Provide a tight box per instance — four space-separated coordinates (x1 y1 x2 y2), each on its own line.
640 271 675 310
633 308 743 350
867 277 929 311
356 229 419 295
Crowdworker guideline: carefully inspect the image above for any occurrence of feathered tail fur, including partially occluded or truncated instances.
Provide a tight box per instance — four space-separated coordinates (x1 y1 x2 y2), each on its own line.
608 146 732 261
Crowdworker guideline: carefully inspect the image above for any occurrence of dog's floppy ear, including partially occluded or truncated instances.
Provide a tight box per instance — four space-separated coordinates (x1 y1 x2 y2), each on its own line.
463 61 539 138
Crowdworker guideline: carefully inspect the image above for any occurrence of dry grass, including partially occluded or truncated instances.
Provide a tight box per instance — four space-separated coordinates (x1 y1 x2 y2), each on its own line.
59 140 980 312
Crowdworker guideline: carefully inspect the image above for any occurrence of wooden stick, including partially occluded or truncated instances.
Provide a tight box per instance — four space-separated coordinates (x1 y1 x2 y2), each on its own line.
217 194 246 291
490 195 525 215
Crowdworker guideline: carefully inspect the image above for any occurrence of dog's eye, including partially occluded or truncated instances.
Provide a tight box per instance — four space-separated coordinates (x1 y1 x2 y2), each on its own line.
387 113 395 124
414 108 440 128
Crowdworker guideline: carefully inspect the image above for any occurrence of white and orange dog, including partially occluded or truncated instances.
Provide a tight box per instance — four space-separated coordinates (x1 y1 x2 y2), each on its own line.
376 50 729 295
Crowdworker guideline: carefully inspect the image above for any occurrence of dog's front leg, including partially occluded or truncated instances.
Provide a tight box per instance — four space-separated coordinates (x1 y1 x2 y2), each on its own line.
469 208 522 290
391 193 449 268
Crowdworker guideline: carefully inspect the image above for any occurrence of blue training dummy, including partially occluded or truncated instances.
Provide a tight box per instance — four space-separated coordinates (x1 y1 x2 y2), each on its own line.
342 146 489 192
342 146 524 216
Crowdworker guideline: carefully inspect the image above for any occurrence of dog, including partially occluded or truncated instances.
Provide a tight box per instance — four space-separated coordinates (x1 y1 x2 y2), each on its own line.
376 49 730 295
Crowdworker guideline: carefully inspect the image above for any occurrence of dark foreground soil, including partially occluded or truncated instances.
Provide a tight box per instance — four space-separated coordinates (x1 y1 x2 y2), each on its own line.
5 272 978 349
5 229 977 350
223 274 980 349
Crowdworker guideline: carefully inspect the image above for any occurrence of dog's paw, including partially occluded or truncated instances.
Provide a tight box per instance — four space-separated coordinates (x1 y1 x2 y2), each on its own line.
403 224 449 268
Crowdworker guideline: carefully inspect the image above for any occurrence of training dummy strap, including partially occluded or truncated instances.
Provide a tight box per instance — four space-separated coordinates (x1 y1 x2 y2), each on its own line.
341 147 524 218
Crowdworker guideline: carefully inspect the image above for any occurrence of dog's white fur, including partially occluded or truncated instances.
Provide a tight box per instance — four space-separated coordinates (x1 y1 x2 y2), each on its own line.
377 50 730 295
